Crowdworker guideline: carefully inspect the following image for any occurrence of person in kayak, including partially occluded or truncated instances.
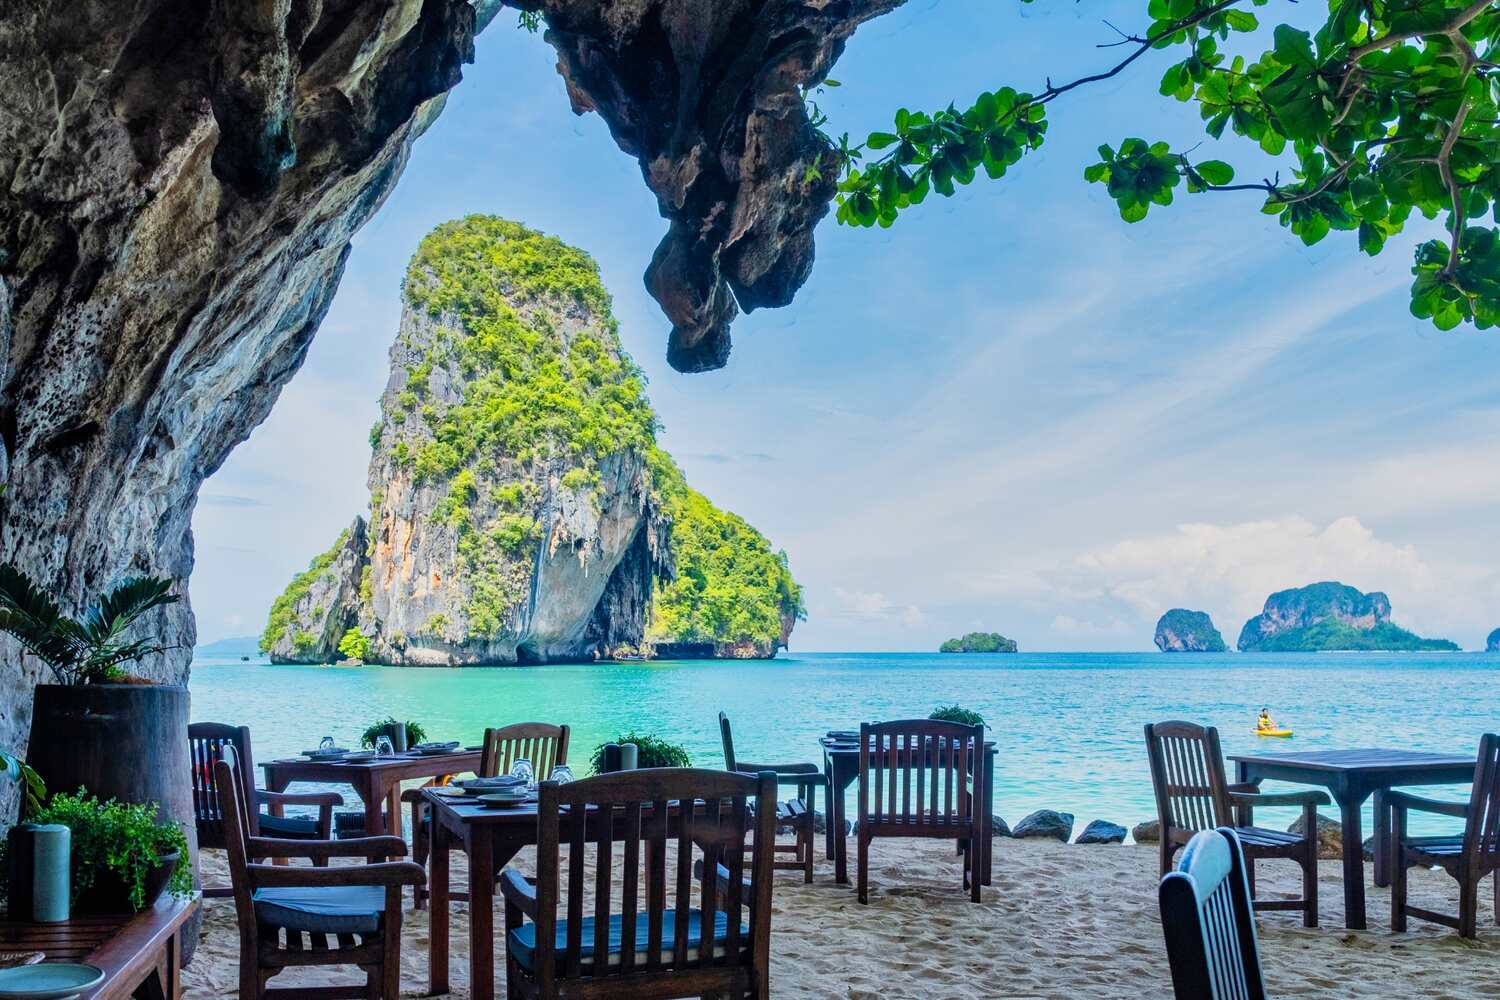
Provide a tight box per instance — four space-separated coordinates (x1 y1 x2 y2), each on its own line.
1257 707 1275 731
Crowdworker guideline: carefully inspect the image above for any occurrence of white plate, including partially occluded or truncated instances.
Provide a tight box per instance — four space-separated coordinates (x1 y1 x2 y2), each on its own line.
0 963 106 1000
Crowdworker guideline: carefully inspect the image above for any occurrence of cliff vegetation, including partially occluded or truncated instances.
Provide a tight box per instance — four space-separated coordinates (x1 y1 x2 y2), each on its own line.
940 632 1018 653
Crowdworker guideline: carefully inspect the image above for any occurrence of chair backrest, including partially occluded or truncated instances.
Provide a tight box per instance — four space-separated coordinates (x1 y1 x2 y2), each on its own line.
212 744 261 933
719 711 737 771
189 722 258 845
481 722 570 779
529 767 776 992
857 719 984 831
1462 732 1500 865
1145 721 1234 836
1159 828 1267 1000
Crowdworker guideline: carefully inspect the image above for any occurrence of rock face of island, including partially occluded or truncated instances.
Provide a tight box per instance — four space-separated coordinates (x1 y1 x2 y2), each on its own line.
1488 628 1500 652
1154 609 1227 652
1237 582 1458 652
261 218 801 665
940 632 1018 653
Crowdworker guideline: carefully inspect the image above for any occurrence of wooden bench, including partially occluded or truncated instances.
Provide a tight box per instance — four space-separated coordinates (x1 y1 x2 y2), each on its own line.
0 892 199 1000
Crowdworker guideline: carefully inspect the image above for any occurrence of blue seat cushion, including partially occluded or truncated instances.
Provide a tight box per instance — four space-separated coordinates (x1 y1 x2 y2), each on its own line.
253 885 385 935
507 910 747 973
257 812 320 837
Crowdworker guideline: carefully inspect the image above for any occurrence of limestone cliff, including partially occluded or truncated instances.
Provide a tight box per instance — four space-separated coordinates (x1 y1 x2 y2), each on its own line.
1154 609 1227 652
1488 628 1500 653
0 0 895 759
1237 582 1458 652
265 217 800 664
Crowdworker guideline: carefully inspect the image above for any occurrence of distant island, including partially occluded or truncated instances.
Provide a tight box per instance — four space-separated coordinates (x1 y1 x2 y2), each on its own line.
196 635 262 658
1237 581 1458 652
1488 628 1500 653
1154 609 1226 652
940 632 1018 653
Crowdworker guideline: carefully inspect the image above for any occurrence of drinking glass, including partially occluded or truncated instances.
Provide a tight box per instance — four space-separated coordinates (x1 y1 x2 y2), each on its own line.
319 735 336 751
510 758 535 790
549 764 575 785
374 735 394 757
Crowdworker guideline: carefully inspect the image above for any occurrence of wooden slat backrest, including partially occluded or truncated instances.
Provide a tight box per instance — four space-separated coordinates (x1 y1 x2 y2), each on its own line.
858 720 982 831
718 711 737 772
1462 733 1500 866
480 722 570 779
1145 721 1234 835
1159 828 1267 1000
530 767 775 992
211 745 261 935
189 722 258 845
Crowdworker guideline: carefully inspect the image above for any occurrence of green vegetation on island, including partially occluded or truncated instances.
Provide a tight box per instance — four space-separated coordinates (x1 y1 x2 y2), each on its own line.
1238 581 1457 652
1154 609 1227 652
939 632 1017 654
259 529 350 656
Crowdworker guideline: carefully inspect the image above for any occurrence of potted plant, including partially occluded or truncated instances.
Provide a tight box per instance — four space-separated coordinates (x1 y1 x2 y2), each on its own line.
929 705 986 728
360 717 426 752
0 564 196 902
26 790 192 913
589 732 691 772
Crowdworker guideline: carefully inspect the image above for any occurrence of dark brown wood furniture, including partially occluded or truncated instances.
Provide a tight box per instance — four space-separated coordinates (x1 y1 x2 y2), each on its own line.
1158 828 1267 1000
1229 746 1476 930
215 746 425 999
821 731 996 887
189 723 342 897
499 767 777 1000
408 723 570 909
0 893 198 1000
719 711 823 882
856 719 988 904
1390 733 1500 938
260 746 481 839
1145 721 1326 928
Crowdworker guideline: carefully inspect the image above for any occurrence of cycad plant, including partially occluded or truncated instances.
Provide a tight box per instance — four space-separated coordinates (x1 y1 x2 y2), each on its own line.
0 563 178 685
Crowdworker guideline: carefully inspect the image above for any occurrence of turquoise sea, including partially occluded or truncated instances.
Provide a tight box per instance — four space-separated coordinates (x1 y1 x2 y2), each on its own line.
189 651 1500 839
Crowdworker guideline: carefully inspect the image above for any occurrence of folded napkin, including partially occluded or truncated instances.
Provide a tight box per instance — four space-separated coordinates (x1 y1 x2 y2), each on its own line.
462 775 524 788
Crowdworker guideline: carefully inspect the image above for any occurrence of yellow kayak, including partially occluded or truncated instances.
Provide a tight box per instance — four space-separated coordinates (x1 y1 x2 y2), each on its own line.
1254 727 1293 738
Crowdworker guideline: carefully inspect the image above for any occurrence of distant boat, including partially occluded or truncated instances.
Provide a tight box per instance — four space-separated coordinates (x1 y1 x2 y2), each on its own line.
240 655 249 661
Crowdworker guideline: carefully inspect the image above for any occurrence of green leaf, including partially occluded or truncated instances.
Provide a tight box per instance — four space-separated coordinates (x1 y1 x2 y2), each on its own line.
1195 160 1235 185
867 132 899 150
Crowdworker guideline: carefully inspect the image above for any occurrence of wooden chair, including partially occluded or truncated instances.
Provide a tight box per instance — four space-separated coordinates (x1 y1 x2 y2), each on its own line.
1145 720 1327 927
719 711 823 882
856 719 986 904
213 745 425 999
409 722 570 909
500 767 776 1000
1159 827 1268 1000
189 722 342 897
1390 732 1500 939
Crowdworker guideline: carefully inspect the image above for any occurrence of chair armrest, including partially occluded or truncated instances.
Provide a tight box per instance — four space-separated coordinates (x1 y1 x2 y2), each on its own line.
1386 790 1469 818
499 868 539 918
400 787 427 804
247 835 408 861
1226 782 1261 795
260 789 344 808
1229 789 1329 808
248 860 426 889
735 763 826 786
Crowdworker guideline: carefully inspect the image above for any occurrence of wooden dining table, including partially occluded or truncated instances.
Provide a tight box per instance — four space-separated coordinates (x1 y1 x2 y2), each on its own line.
1229 747 1476 930
820 732 997 886
261 747 482 837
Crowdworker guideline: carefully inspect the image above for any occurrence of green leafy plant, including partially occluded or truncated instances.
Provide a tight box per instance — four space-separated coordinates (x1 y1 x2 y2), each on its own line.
929 705 987 728
0 564 177 685
337 627 371 661
590 732 691 772
30 790 192 910
831 0 1500 330
0 750 45 819
360 718 426 749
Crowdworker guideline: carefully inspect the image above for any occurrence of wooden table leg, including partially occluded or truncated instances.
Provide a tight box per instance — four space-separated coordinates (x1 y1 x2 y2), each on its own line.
363 775 387 837
429 812 451 995
469 825 496 1000
1337 790 1369 930
832 775 849 885
1372 790 1390 888
822 756 836 862
386 783 404 839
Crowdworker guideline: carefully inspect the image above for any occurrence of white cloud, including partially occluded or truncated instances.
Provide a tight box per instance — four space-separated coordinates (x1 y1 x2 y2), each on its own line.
830 587 926 628
977 515 1500 649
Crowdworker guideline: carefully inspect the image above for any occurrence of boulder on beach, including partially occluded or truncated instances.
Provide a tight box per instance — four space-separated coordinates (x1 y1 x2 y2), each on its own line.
993 814 1012 838
1287 813 1344 859
1131 819 1161 843
1075 820 1126 844
1012 809 1075 842
1153 609 1227 652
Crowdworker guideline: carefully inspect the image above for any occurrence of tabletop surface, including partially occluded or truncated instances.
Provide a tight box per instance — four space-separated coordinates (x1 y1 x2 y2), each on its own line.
262 748 482 772
1228 748 1476 773
426 787 540 825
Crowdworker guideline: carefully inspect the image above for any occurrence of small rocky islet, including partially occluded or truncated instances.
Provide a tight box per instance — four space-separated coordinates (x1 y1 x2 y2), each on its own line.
939 632 1018 653
261 217 803 666
1154 581 1462 652
1488 627 1500 652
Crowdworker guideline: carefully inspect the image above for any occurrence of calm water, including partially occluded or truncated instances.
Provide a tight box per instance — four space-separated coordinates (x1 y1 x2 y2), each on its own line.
189 651 1500 839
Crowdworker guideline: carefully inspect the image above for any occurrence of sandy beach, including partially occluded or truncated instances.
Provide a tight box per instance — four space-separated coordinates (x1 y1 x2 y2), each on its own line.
185 838 1500 998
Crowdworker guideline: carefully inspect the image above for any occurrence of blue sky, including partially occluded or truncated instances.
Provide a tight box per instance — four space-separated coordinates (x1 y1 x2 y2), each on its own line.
193 0 1500 651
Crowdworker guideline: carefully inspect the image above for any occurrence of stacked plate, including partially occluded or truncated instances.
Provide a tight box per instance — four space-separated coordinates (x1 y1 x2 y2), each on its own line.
411 741 461 756
458 776 525 795
302 747 351 761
